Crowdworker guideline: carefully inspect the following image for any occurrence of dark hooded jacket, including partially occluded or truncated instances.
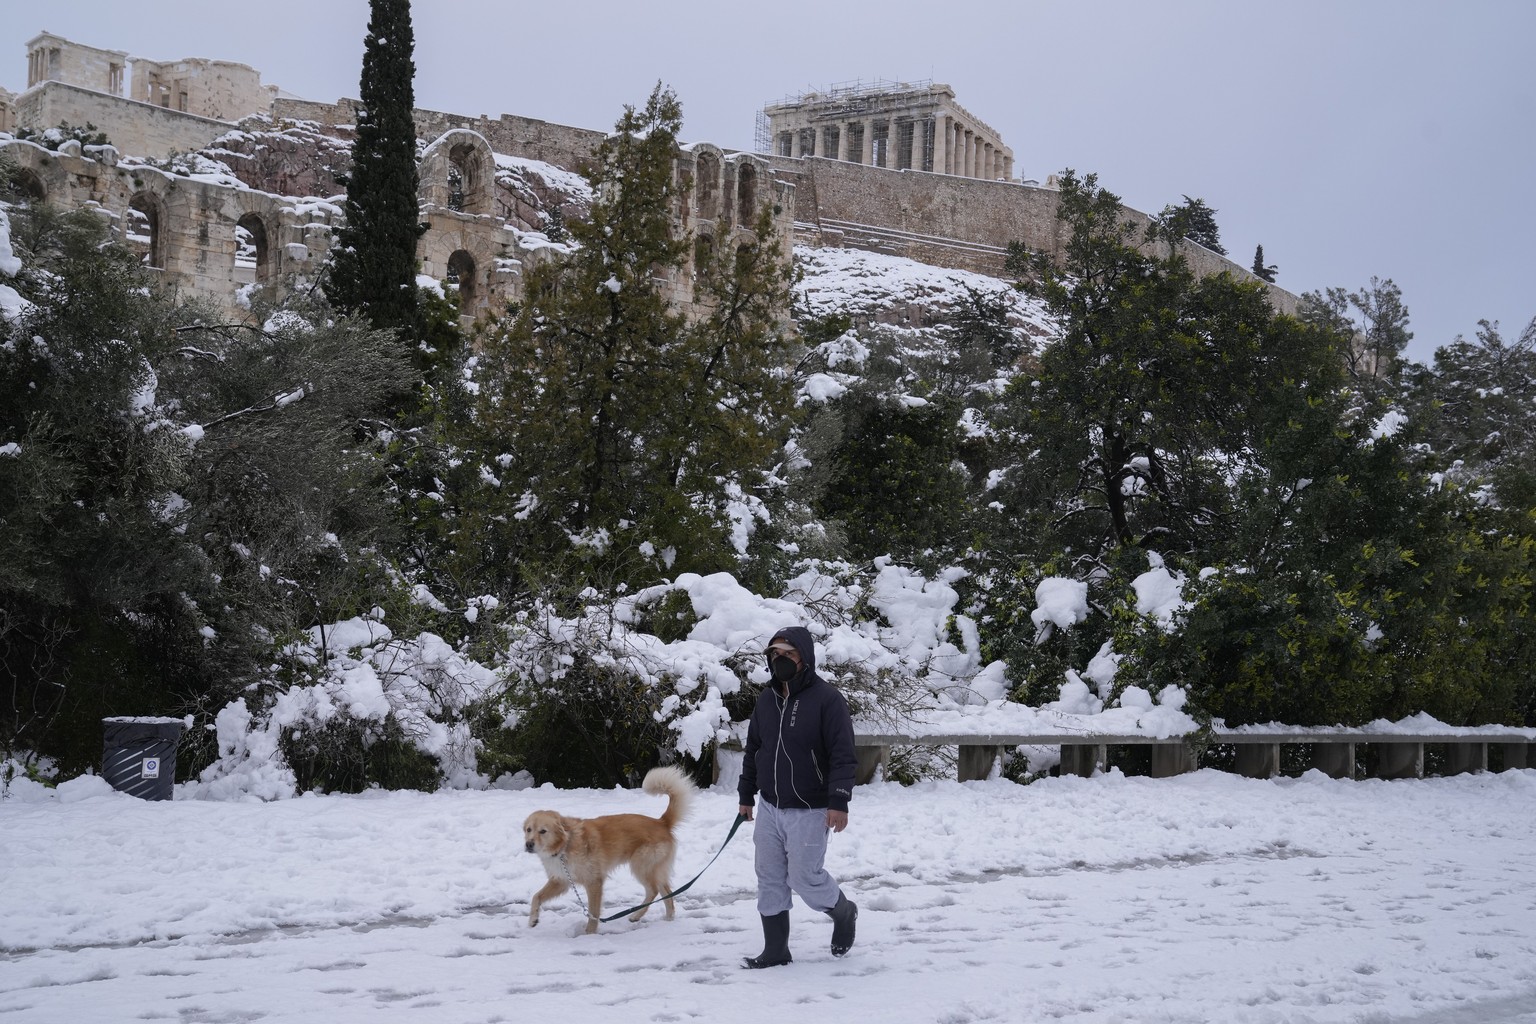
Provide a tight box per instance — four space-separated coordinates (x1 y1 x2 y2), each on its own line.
738 626 857 813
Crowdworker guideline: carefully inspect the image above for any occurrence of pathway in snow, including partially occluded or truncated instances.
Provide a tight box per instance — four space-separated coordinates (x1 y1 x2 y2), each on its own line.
3 771 1535 1023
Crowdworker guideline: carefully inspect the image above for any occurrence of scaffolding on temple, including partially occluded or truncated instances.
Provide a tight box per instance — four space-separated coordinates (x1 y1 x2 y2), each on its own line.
753 109 773 155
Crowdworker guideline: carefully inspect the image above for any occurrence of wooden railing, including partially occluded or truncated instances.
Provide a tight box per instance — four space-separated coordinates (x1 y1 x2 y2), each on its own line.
853 728 1535 784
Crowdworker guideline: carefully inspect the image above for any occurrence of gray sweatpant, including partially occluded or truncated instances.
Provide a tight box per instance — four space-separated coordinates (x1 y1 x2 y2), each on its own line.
753 800 841 915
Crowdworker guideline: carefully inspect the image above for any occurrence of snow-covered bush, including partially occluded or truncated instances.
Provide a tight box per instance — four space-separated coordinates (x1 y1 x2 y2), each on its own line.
484 559 1003 788
189 615 499 799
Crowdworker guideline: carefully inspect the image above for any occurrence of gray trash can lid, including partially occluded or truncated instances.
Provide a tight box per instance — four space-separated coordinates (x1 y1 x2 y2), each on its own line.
103 717 186 744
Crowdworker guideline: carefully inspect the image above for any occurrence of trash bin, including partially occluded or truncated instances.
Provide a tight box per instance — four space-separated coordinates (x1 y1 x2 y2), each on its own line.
102 717 184 801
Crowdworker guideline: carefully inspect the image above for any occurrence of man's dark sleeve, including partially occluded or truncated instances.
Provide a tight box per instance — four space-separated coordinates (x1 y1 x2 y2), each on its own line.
824 690 857 813
737 703 761 806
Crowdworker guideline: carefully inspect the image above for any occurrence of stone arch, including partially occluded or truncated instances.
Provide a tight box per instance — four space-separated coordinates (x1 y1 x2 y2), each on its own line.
235 212 272 284
418 129 495 217
694 148 722 222
128 192 165 269
446 249 480 313
10 166 47 203
0 141 72 205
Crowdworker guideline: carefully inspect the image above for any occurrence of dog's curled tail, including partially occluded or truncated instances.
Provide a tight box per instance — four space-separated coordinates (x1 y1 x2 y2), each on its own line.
642 765 695 829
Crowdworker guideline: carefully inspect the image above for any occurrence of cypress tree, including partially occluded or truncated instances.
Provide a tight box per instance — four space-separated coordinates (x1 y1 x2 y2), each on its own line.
325 0 423 336
1251 244 1277 283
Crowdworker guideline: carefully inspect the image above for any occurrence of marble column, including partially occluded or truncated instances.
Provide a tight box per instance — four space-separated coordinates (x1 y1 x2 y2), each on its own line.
862 119 875 165
933 113 948 175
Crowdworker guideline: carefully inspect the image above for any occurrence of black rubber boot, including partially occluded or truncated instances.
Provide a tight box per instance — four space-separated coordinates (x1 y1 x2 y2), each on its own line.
827 891 858 957
742 911 792 969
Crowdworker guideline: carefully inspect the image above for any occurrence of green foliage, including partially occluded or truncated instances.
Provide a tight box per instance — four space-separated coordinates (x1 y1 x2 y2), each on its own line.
812 381 970 565
8 121 1534 791
324 0 424 339
1251 244 1277 283
0 197 413 772
161 299 411 681
994 169 1347 559
15 121 112 150
971 169 1534 729
1403 316 1536 509
496 637 687 789
282 716 442 793
461 85 797 592
947 284 1027 370
1156 195 1225 255
1299 276 1413 387
0 203 203 768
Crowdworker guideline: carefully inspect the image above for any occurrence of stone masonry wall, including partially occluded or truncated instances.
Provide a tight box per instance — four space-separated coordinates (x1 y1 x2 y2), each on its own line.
273 98 607 176
130 58 276 122
770 155 1299 315
17 82 233 158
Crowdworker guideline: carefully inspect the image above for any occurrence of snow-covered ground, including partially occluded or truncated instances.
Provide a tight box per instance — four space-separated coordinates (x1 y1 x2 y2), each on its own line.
4 768 1535 1023
794 243 1053 337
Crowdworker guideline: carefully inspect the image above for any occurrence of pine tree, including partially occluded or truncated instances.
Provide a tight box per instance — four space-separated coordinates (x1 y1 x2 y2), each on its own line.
998 170 1346 559
325 0 423 337
1299 277 1412 385
460 86 798 589
1157 195 1226 255
1251 244 1277 283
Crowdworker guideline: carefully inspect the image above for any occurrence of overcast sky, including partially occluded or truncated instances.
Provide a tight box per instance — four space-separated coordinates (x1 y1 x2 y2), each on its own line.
5 0 1532 363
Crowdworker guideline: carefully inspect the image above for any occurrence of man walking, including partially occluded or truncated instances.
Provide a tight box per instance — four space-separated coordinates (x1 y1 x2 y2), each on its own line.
738 625 858 968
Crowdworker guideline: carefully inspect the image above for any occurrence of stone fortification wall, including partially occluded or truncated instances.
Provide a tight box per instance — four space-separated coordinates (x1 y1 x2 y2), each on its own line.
771 155 1298 314
16 82 233 158
273 98 606 174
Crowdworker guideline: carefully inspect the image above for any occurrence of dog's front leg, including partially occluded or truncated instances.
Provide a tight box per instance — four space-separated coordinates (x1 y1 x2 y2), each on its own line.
583 879 604 934
528 877 567 928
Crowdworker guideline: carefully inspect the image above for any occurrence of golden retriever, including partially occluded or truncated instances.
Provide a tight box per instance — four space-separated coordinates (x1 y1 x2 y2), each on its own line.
523 765 694 934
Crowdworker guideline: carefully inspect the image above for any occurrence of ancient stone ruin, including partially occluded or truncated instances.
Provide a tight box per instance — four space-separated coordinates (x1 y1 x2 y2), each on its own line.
0 32 1293 324
762 80 1013 181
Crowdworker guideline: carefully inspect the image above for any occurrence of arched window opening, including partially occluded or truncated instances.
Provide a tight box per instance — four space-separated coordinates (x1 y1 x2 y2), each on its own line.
736 163 758 227
447 141 485 215
446 250 478 312
128 193 163 269
696 153 720 222
11 168 46 203
677 169 693 228
235 213 271 284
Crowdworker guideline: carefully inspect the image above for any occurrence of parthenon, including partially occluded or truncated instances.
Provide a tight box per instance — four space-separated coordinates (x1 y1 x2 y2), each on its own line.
760 80 1014 181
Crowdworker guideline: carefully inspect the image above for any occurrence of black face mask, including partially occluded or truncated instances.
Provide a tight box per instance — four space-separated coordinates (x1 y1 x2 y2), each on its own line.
770 654 799 683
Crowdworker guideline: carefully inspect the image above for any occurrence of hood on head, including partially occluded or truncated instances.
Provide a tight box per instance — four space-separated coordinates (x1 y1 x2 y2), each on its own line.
765 625 817 677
